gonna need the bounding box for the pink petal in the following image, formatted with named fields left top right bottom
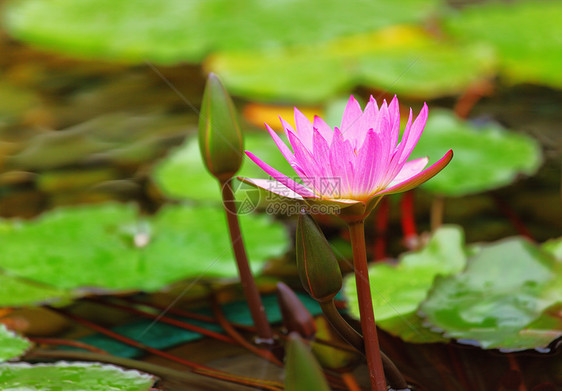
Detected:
left=245, top=151, right=316, bottom=197
left=329, top=127, right=356, bottom=195
left=312, top=129, right=333, bottom=178
left=352, top=129, right=379, bottom=195
left=313, top=115, right=333, bottom=144
left=340, top=96, right=363, bottom=137
left=265, top=124, right=297, bottom=167
left=375, top=149, right=453, bottom=197
left=294, top=108, right=314, bottom=151
left=386, top=156, right=429, bottom=187
left=398, top=103, right=428, bottom=166
left=237, top=177, right=306, bottom=200
left=388, top=96, right=400, bottom=147
left=287, top=131, right=323, bottom=180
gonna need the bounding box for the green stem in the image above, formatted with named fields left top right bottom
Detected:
left=320, top=300, right=408, bottom=390
left=220, top=178, right=274, bottom=343
left=348, top=220, right=387, bottom=391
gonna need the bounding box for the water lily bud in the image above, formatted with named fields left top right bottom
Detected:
left=296, top=213, right=342, bottom=303
left=198, top=73, right=243, bottom=181
left=285, top=332, right=330, bottom=391
left=276, top=282, right=316, bottom=339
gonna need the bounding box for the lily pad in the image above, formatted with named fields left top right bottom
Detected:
left=4, top=0, right=442, bottom=64
left=0, top=324, right=31, bottom=362
left=154, top=132, right=292, bottom=202
left=411, top=110, right=542, bottom=196
left=420, top=237, right=562, bottom=351
left=208, top=27, right=495, bottom=102
left=0, top=274, right=71, bottom=307
left=444, top=0, right=562, bottom=88
left=344, top=226, right=468, bottom=343
left=0, top=203, right=289, bottom=299
left=542, top=237, right=562, bottom=261
left=0, top=362, right=155, bottom=390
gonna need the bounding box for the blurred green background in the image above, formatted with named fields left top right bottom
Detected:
left=0, top=0, right=559, bottom=239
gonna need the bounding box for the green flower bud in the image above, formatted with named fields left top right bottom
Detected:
left=198, top=73, right=243, bottom=181
left=296, top=213, right=342, bottom=303
left=285, top=332, right=330, bottom=391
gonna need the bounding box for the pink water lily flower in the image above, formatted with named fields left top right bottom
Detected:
left=240, top=95, right=452, bottom=217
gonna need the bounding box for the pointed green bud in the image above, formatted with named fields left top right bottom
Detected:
left=285, top=332, right=330, bottom=391
left=198, top=73, right=243, bottom=181
left=296, top=213, right=342, bottom=303
left=276, top=282, right=316, bottom=339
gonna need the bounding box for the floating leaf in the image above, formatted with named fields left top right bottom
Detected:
left=344, top=226, right=468, bottom=343
left=208, top=27, right=495, bottom=102
left=154, top=133, right=292, bottom=202
left=542, top=237, right=562, bottom=261
left=0, top=203, right=289, bottom=299
left=420, top=237, right=562, bottom=351
left=444, top=0, right=562, bottom=88
left=0, top=362, right=155, bottom=390
left=0, top=274, right=71, bottom=307
left=411, top=110, right=542, bottom=196
left=4, top=0, right=442, bottom=64
left=0, top=325, right=31, bottom=362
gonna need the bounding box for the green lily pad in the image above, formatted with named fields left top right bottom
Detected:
left=542, top=237, right=562, bottom=261
left=0, top=274, right=71, bottom=307
left=154, top=132, right=292, bottom=202
left=420, top=237, right=562, bottom=351
left=3, top=0, right=442, bottom=64
left=444, top=0, right=562, bottom=88
left=0, top=362, right=155, bottom=390
left=411, top=110, right=542, bottom=196
left=0, top=325, right=31, bottom=362
left=209, top=28, right=495, bottom=102
left=0, top=203, right=289, bottom=298
left=344, top=226, right=468, bottom=343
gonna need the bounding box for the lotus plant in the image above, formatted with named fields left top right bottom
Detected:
left=241, top=95, right=452, bottom=391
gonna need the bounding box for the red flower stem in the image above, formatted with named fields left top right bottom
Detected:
left=347, top=220, right=387, bottom=391
left=28, top=337, right=108, bottom=354
left=85, top=297, right=236, bottom=344
left=49, top=307, right=283, bottom=391
left=219, top=178, right=274, bottom=343
left=210, top=296, right=283, bottom=366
